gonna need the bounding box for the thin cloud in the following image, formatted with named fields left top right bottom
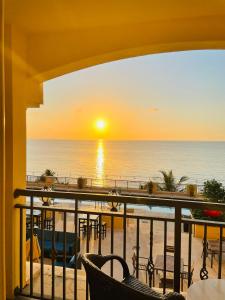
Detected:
left=149, top=107, right=159, bottom=112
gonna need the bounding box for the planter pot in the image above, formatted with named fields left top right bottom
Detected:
left=186, top=184, right=197, bottom=197
left=148, top=182, right=158, bottom=194
left=193, top=223, right=225, bottom=239
left=43, top=176, right=55, bottom=187
left=77, top=177, right=87, bottom=189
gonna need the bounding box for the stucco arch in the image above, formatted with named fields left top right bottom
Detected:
left=26, top=14, right=225, bottom=82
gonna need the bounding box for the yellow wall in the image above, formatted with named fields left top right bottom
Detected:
left=194, top=224, right=225, bottom=239
left=4, top=25, right=28, bottom=298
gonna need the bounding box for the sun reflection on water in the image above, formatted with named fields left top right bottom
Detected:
left=96, top=140, right=104, bottom=186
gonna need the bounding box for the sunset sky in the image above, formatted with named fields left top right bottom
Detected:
left=27, top=50, right=225, bottom=141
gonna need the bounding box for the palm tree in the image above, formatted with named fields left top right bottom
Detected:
left=159, top=170, right=188, bottom=192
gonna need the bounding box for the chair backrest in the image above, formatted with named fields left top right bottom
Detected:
left=81, top=253, right=149, bottom=300
left=81, top=253, right=185, bottom=300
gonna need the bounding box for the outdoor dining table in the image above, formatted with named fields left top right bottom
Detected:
left=154, top=255, right=184, bottom=288
left=208, top=239, right=225, bottom=252
left=187, top=279, right=225, bottom=300
left=207, top=239, right=225, bottom=267
left=154, top=254, right=184, bottom=273
left=78, top=214, right=99, bottom=239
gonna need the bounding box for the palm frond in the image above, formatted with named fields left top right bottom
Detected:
left=159, top=169, right=176, bottom=191
left=177, top=176, right=189, bottom=185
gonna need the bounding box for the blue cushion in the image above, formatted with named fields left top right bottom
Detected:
left=44, top=240, right=52, bottom=251
left=35, top=229, right=80, bottom=257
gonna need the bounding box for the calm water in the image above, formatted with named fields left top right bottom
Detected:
left=27, top=140, right=225, bottom=184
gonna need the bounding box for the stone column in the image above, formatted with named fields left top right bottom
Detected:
left=3, top=24, right=43, bottom=298
left=4, top=25, right=28, bottom=298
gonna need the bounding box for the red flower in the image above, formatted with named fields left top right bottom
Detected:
left=203, top=210, right=223, bottom=217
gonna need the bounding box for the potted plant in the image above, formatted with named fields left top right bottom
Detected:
left=39, top=169, right=56, bottom=187
left=193, top=179, right=225, bottom=238
left=146, top=181, right=153, bottom=194
left=77, top=177, right=87, bottom=189
left=146, top=181, right=158, bottom=194
left=187, top=184, right=197, bottom=197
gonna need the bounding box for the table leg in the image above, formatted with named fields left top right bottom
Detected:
left=94, top=220, right=97, bottom=240
left=211, top=253, right=214, bottom=268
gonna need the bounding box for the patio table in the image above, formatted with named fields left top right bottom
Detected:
left=187, top=279, right=225, bottom=300
left=207, top=239, right=225, bottom=267
left=208, top=239, right=225, bottom=252
left=154, top=255, right=184, bottom=288
left=154, top=254, right=184, bottom=273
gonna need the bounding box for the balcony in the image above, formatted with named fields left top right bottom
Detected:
left=14, top=188, right=225, bottom=299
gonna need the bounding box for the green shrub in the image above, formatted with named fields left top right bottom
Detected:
left=203, top=179, right=225, bottom=203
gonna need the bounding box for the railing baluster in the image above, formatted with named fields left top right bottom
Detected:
left=51, top=210, right=56, bottom=299
left=123, top=203, right=127, bottom=260
left=86, top=214, right=90, bottom=252
left=19, top=207, right=23, bottom=293
left=218, top=226, right=223, bottom=279
left=41, top=209, right=44, bottom=298
left=30, top=196, right=34, bottom=297
left=200, top=224, right=208, bottom=280
left=98, top=214, right=102, bottom=255
left=63, top=212, right=67, bottom=300
left=149, top=219, right=154, bottom=287
left=110, top=215, right=114, bottom=277
left=163, top=221, right=167, bottom=294
left=136, top=218, right=140, bottom=279
left=86, top=214, right=90, bottom=300
left=188, top=221, right=192, bottom=287
left=174, top=206, right=181, bottom=293
left=74, top=200, right=78, bottom=300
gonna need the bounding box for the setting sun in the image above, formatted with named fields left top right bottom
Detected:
left=95, top=119, right=107, bottom=131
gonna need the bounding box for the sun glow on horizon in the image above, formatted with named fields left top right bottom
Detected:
left=95, top=119, right=107, bottom=131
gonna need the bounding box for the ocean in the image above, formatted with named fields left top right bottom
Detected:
left=27, top=140, right=225, bottom=185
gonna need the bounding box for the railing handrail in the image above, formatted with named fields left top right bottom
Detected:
left=14, top=202, right=225, bottom=227
left=14, top=188, right=225, bottom=211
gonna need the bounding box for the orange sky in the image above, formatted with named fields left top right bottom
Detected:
left=27, top=51, right=225, bottom=141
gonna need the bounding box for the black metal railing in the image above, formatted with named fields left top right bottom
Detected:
left=14, top=188, right=225, bottom=299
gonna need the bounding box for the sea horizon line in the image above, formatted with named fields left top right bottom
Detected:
left=27, top=138, right=225, bottom=143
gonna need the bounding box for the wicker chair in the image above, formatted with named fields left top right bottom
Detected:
left=81, top=253, right=185, bottom=300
